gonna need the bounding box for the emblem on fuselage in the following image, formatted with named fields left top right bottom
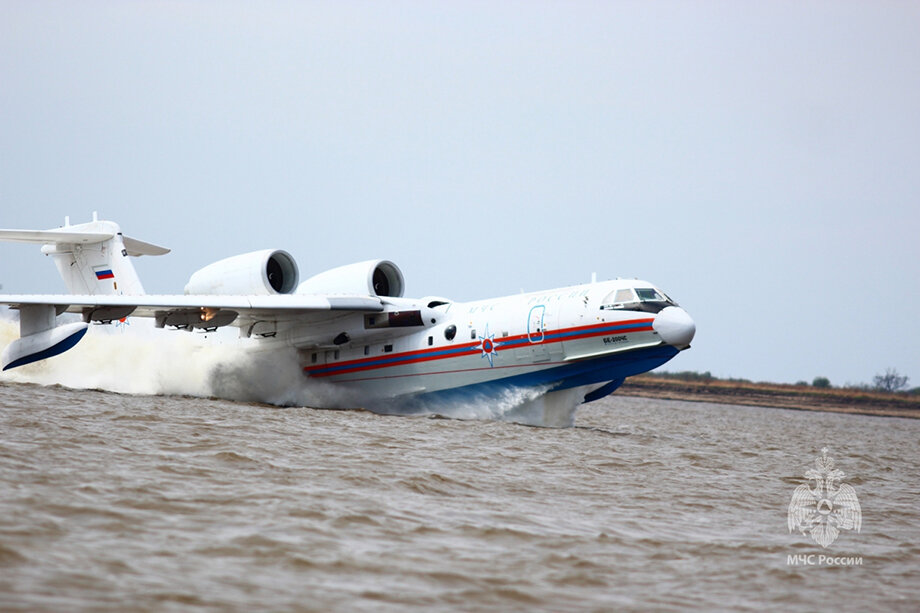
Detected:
left=478, top=324, right=501, bottom=367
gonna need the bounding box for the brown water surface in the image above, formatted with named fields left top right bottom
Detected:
left=1, top=383, right=917, bottom=611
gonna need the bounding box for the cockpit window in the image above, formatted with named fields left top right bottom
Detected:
left=601, top=286, right=675, bottom=313
left=636, top=288, right=664, bottom=302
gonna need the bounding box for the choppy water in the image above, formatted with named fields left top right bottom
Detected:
left=1, top=380, right=918, bottom=612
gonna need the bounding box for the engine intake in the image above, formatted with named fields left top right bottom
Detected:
left=297, top=260, right=404, bottom=297
left=185, top=249, right=299, bottom=295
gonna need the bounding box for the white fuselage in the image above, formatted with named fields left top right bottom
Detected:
left=266, top=279, right=693, bottom=407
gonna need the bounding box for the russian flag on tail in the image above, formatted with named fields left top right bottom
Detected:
left=94, top=267, right=115, bottom=280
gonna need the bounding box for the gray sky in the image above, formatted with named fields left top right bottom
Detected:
left=1, top=1, right=918, bottom=387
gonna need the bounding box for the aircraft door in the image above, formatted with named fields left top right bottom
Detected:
left=528, top=305, right=545, bottom=343
left=526, top=305, right=551, bottom=363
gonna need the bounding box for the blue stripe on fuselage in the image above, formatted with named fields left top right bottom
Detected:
left=306, top=319, right=654, bottom=378
left=366, top=344, right=680, bottom=410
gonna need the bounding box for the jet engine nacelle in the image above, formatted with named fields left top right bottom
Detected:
left=297, top=259, right=405, bottom=298
left=184, top=249, right=299, bottom=295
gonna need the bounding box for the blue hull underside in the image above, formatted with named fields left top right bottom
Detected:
left=393, top=344, right=680, bottom=409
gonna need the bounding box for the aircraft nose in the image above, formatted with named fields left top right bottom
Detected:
left=653, top=306, right=695, bottom=348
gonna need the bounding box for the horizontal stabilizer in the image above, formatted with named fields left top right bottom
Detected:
left=0, top=228, right=169, bottom=256
left=0, top=229, right=115, bottom=244
left=122, top=236, right=170, bottom=257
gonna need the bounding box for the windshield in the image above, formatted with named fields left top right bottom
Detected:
left=636, top=288, right=665, bottom=302
left=600, top=286, right=676, bottom=313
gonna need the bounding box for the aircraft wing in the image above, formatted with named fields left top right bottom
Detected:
left=0, top=293, right=383, bottom=330
left=0, top=293, right=382, bottom=311
left=0, top=293, right=388, bottom=370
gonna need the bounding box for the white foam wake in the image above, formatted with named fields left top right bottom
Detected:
left=0, top=318, right=582, bottom=427
left=368, top=383, right=582, bottom=427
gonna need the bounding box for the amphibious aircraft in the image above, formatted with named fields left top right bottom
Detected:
left=0, top=214, right=695, bottom=419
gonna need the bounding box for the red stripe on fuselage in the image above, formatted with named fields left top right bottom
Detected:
left=303, top=317, right=654, bottom=378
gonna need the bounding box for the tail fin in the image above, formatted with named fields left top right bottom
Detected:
left=0, top=213, right=169, bottom=295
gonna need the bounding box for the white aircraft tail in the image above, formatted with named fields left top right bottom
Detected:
left=0, top=213, right=169, bottom=295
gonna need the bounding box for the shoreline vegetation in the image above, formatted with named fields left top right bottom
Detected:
left=620, top=372, right=920, bottom=419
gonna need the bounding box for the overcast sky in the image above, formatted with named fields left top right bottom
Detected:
left=1, top=1, right=918, bottom=387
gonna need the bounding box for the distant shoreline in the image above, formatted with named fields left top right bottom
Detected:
left=619, top=375, right=920, bottom=419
